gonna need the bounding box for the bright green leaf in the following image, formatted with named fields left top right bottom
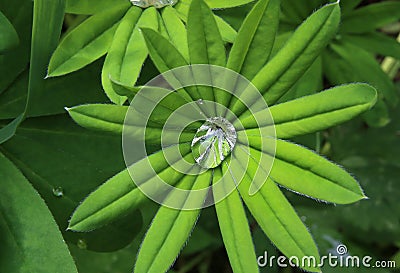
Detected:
left=135, top=171, right=211, bottom=273
left=233, top=150, right=320, bottom=272
left=213, top=167, right=259, bottom=273
left=227, top=0, right=280, bottom=80
left=48, top=5, right=129, bottom=77
left=242, top=84, right=377, bottom=138
left=246, top=138, right=366, bottom=204
left=204, top=0, right=255, bottom=9
left=102, top=7, right=158, bottom=104
left=233, top=1, right=340, bottom=118
left=161, top=6, right=189, bottom=61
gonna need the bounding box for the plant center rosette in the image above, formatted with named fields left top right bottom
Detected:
left=122, top=65, right=277, bottom=209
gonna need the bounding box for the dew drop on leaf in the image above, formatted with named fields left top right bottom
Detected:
left=191, top=117, right=237, bottom=169
left=130, top=0, right=178, bottom=8
left=197, top=99, right=204, bottom=105
left=77, top=239, right=87, bottom=249
left=52, top=187, right=64, bottom=197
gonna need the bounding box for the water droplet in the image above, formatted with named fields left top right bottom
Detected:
left=191, top=117, right=237, bottom=169
left=52, top=187, right=64, bottom=197
left=130, top=0, right=178, bottom=8
left=197, top=99, right=204, bottom=105
left=77, top=239, right=87, bottom=249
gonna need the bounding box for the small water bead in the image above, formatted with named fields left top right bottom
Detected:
left=130, top=0, right=178, bottom=8
left=197, top=99, right=204, bottom=105
left=191, top=117, right=237, bottom=169
left=52, top=187, right=64, bottom=197
left=77, top=239, right=87, bottom=249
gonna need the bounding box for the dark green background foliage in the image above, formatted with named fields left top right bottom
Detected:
left=0, top=0, right=399, bottom=272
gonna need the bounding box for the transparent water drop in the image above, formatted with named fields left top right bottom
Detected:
left=197, top=99, right=204, bottom=105
left=52, top=187, right=64, bottom=197
left=130, top=0, right=178, bottom=8
left=191, top=117, right=237, bottom=169
left=77, top=239, right=87, bottom=249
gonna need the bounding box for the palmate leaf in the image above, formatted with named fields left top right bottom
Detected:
left=135, top=170, right=212, bottom=273
left=241, top=83, right=377, bottom=138
left=232, top=1, right=341, bottom=118
left=47, top=4, right=129, bottom=77
left=213, top=167, right=259, bottom=273
left=0, top=10, right=19, bottom=53
left=0, top=152, right=78, bottom=273
left=68, top=144, right=193, bottom=231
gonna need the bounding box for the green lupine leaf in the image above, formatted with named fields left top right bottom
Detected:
left=330, top=42, right=398, bottom=106
left=135, top=171, right=211, bottom=273
left=161, top=6, right=189, bottom=61
left=344, top=32, right=400, bottom=60
left=188, top=0, right=226, bottom=115
left=141, top=27, right=209, bottom=104
left=227, top=0, right=280, bottom=80
left=102, top=7, right=159, bottom=104
left=214, top=15, right=237, bottom=43
left=233, top=1, right=340, bottom=118
left=278, top=57, right=323, bottom=103
left=188, top=0, right=226, bottom=67
left=242, top=84, right=377, bottom=138
left=67, top=104, right=128, bottom=134
left=341, top=1, right=400, bottom=34
left=141, top=27, right=188, bottom=71
left=0, top=152, right=78, bottom=273
left=68, top=144, right=193, bottom=231
left=245, top=137, right=366, bottom=204
left=213, top=167, right=259, bottom=273
left=204, top=0, right=255, bottom=9
left=68, top=91, right=201, bottom=134
left=174, top=0, right=237, bottom=43
left=48, top=5, right=129, bottom=77
left=232, top=149, right=320, bottom=272
left=0, top=10, right=19, bottom=53
left=65, top=0, right=129, bottom=15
